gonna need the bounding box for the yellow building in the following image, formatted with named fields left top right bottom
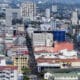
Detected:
left=12, top=54, right=29, bottom=74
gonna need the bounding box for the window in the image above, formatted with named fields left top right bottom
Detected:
left=16, top=58, right=18, bottom=60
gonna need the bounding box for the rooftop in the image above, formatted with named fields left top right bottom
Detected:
left=34, top=42, right=74, bottom=53
left=37, top=58, right=80, bottom=63
left=0, top=66, right=18, bottom=70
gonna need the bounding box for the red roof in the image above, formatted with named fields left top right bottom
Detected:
left=53, top=42, right=73, bottom=52
left=0, top=66, right=18, bottom=70
left=37, top=58, right=80, bottom=63
left=34, top=42, right=73, bottom=53
left=21, top=51, right=29, bottom=55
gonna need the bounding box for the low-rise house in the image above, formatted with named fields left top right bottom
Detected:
left=49, top=73, right=78, bottom=80
left=37, top=58, right=80, bottom=72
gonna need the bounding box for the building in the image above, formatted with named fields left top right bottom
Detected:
left=53, top=42, right=74, bottom=52
left=21, top=1, right=36, bottom=21
left=71, top=9, right=78, bottom=25
left=0, top=25, right=5, bottom=54
left=32, top=32, right=53, bottom=47
left=12, top=53, right=29, bottom=74
left=17, top=24, right=25, bottom=34
left=40, top=23, right=53, bottom=31
left=49, top=73, right=78, bottom=80
left=0, top=54, right=18, bottom=80
left=53, top=31, right=65, bottom=42
left=34, top=49, right=77, bottom=60
left=0, top=54, right=6, bottom=66
left=37, top=58, right=80, bottom=73
left=0, top=3, right=9, bottom=9
left=34, top=42, right=74, bottom=53
left=52, top=5, right=57, bottom=13
left=44, top=68, right=80, bottom=80
left=4, top=26, right=14, bottom=50
left=0, top=66, right=18, bottom=80
left=45, top=8, right=50, bottom=18
left=7, top=45, right=28, bottom=56
left=6, top=7, right=21, bottom=26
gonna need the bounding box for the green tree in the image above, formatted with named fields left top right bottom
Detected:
left=22, top=67, right=31, bottom=80
left=22, top=67, right=31, bottom=74
left=23, top=75, right=29, bottom=80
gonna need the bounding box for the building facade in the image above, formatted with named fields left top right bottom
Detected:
left=0, top=66, right=18, bottom=80
left=6, top=7, right=21, bottom=26
left=71, top=9, right=78, bottom=25
left=32, top=32, right=53, bottom=47
left=12, top=54, right=29, bottom=74
left=21, top=1, right=36, bottom=21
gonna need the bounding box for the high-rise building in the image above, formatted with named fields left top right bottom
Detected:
left=45, top=8, right=50, bottom=18
left=52, top=5, right=57, bottom=13
left=6, top=8, right=21, bottom=26
left=21, top=1, right=36, bottom=21
left=71, top=9, right=78, bottom=25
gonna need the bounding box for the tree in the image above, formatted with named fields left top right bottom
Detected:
left=23, top=75, right=29, bottom=80
left=21, top=67, right=31, bottom=80
left=21, top=67, right=31, bottom=75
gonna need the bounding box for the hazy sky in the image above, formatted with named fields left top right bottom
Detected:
left=2, top=0, right=80, bottom=4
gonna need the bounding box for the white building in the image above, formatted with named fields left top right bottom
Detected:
left=0, top=54, right=18, bottom=80
left=32, top=32, right=53, bottom=47
left=0, top=54, right=6, bottom=66
left=21, top=1, right=36, bottom=21
left=45, top=8, right=50, bottom=18
left=52, top=5, right=57, bottom=12
left=4, top=27, right=14, bottom=44
left=0, top=66, right=18, bottom=80
left=60, top=49, right=77, bottom=59
left=71, top=9, right=78, bottom=25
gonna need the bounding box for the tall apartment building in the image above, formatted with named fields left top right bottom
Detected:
left=71, top=9, right=78, bottom=25
left=45, top=8, right=50, bottom=18
left=52, top=5, right=57, bottom=13
left=21, top=1, right=36, bottom=21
